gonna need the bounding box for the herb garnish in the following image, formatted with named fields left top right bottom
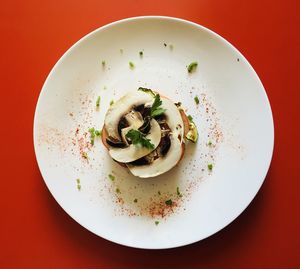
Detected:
left=89, top=128, right=101, bottom=145
left=116, top=188, right=121, bottom=194
left=102, top=60, right=105, bottom=67
left=76, top=178, right=81, bottom=191
left=96, top=96, right=101, bottom=108
left=150, top=94, right=166, bottom=118
left=194, top=96, right=200, bottom=105
left=95, top=130, right=101, bottom=137
left=208, top=164, right=213, bottom=171
left=208, top=141, right=212, bottom=146
left=139, top=51, right=143, bottom=57
left=155, top=221, right=159, bottom=225
left=110, top=100, right=114, bottom=106
left=108, top=174, right=115, bottom=181
left=138, top=87, right=155, bottom=97
left=129, top=61, right=135, bottom=69
left=176, top=187, right=183, bottom=197
left=187, top=62, right=198, bottom=73
left=165, top=199, right=173, bottom=206
left=188, top=115, right=193, bottom=122
left=89, top=128, right=96, bottom=145
left=126, top=129, right=154, bottom=149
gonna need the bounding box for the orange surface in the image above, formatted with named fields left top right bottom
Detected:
left=1, top=1, right=299, bottom=268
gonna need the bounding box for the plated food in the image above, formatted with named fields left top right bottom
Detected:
left=34, top=16, right=274, bottom=249
left=101, top=88, right=198, bottom=178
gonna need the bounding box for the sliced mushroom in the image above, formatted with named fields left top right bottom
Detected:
left=104, top=91, right=153, bottom=140
left=127, top=97, right=184, bottom=178
left=108, top=119, right=161, bottom=163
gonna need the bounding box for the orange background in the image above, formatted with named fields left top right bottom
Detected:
left=1, top=1, right=299, bottom=268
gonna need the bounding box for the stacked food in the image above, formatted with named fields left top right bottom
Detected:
left=101, top=88, right=197, bottom=178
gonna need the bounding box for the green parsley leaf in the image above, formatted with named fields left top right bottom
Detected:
left=110, top=100, right=114, bottom=106
left=139, top=51, right=143, bottom=57
left=116, top=188, right=121, bottom=194
left=95, top=130, right=101, bottom=136
left=188, top=115, right=193, bottom=122
left=125, top=129, right=154, bottom=149
left=165, top=199, right=173, bottom=206
left=208, top=141, right=212, bottom=146
left=129, top=61, right=135, bottom=69
left=155, top=221, right=159, bottom=225
left=151, top=94, right=166, bottom=118
left=138, top=87, right=156, bottom=97
left=108, top=174, right=115, bottom=181
left=176, top=187, right=183, bottom=197
left=96, top=96, right=101, bottom=108
left=187, top=62, right=198, bottom=73
left=88, top=127, right=96, bottom=145
left=102, top=60, right=105, bottom=66
left=208, top=164, right=213, bottom=171
left=194, top=96, right=200, bottom=105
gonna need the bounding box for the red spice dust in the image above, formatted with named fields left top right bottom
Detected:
left=74, top=127, right=92, bottom=161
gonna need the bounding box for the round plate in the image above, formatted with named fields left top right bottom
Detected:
left=34, top=16, right=274, bottom=249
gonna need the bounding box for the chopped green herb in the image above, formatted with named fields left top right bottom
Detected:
left=138, top=87, right=155, bottom=97
left=158, top=191, right=161, bottom=195
left=116, top=188, right=121, bottom=194
left=95, top=130, right=101, bottom=136
left=176, top=187, right=183, bottom=197
left=187, top=61, right=198, bottom=73
left=96, top=96, right=101, bottom=108
left=88, top=127, right=96, bottom=145
left=108, top=174, right=115, bottom=181
left=126, top=129, right=154, bottom=149
left=129, top=61, right=135, bottom=69
left=82, top=152, right=88, bottom=159
left=155, top=221, right=159, bottom=225
left=208, top=164, right=213, bottom=171
left=76, top=178, right=81, bottom=190
left=139, top=51, right=143, bottom=57
left=194, top=96, right=200, bottom=105
left=188, top=115, right=193, bottom=122
left=134, top=198, right=138, bottom=203
left=102, top=60, right=105, bottom=66
left=208, top=141, right=212, bottom=146
left=165, top=199, right=173, bottom=206
left=110, top=100, right=114, bottom=106
left=163, top=43, right=167, bottom=47
left=150, top=94, right=166, bottom=118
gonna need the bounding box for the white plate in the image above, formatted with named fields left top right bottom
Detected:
left=34, top=16, right=274, bottom=249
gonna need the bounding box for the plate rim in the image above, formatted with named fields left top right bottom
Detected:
left=33, top=15, right=275, bottom=249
